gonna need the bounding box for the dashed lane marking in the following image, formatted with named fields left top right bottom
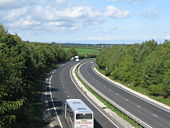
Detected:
left=152, top=114, right=158, bottom=118
left=137, top=105, right=142, bottom=109
left=125, top=99, right=129, bottom=101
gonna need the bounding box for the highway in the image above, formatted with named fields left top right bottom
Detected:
left=49, top=61, right=119, bottom=128
left=79, top=60, right=170, bottom=128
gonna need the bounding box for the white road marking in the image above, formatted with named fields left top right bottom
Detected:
left=116, top=93, right=119, bottom=95
left=152, top=114, right=158, bottom=118
left=137, top=105, right=141, bottom=109
left=125, top=99, right=129, bottom=101
left=49, top=70, right=63, bottom=128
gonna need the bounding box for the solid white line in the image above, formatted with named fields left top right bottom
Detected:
left=49, top=70, right=63, bottom=128
left=70, top=65, right=119, bottom=128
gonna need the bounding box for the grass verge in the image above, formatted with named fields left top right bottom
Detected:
left=98, top=68, right=170, bottom=106
left=64, top=47, right=100, bottom=55
left=75, top=67, right=143, bottom=128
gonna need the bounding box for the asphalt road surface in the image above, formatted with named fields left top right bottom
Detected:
left=79, top=60, right=170, bottom=128
left=50, top=61, right=119, bottom=128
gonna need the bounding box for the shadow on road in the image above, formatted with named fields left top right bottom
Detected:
left=46, top=86, right=59, bottom=92
left=94, top=119, right=103, bottom=128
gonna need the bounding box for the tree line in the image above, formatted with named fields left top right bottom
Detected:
left=0, top=24, right=77, bottom=127
left=97, top=40, right=170, bottom=98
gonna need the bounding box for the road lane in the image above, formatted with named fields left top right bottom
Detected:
left=79, top=61, right=170, bottom=128
left=50, top=61, right=118, bottom=128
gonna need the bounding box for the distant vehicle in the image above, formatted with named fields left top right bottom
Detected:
left=75, top=56, right=79, bottom=59
left=70, top=56, right=80, bottom=61
left=75, top=58, right=79, bottom=61
left=75, top=56, right=80, bottom=61
left=65, top=99, right=94, bottom=128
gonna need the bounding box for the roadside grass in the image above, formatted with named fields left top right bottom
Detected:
left=76, top=48, right=100, bottom=55
left=98, top=68, right=170, bottom=106
left=64, top=47, right=100, bottom=55
left=75, top=67, right=142, bottom=128
left=129, top=85, right=170, bottom=106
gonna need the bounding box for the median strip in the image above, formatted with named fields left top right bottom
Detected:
left=72, top=62, right=146, bottom=128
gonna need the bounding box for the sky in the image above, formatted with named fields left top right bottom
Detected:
left=0, top=0, right=170, bottom=44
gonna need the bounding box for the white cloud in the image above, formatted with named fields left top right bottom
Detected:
left=110, top=0, right=146, bottom=2
left=105, top=6, right=130, bottom=18
left=33, top=6, right=100, bottom=21
left=0, top=0, right=32, bottom=9
left=55, top=0, right=70, bottom=4
left=143, top=7, right=159, bottom=18
left=36, top=5, right=129, bottom=21
left=4, top=7, right=29, bottom=20
left=0, top=0, right=130, bottom=32
left=111, top=0, right=135, bottom=2
left=47, top=22, right=65, bottom=26
left=165, top=36, right=170, bottom=39
left=10, top=16, right=40, bottom=29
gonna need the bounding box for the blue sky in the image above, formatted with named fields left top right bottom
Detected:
left=0, top=0, right=170, bottom=44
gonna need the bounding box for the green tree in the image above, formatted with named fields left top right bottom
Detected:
left=96, top=40, right=170, bottom=98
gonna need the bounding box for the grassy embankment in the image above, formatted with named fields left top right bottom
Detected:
left=98, top=69, right=170, bottom=106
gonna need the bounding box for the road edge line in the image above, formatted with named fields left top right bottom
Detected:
left=49, top=70, right=63, bottom=128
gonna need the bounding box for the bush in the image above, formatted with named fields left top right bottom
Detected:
left=149, top=84, right=165, bottom=96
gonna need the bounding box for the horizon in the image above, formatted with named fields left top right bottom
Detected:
left=55, top=39, right=166, bottom=44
